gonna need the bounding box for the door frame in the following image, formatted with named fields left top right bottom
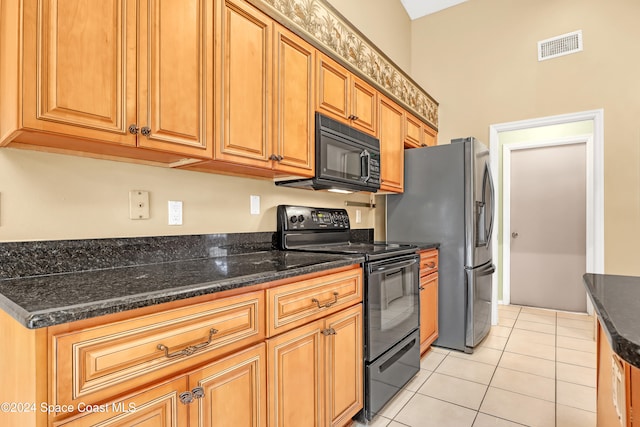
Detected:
left=489, top=109, right=604, bottom=318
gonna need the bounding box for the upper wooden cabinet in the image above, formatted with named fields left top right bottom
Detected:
left=378, top=95, right=404, bottom=193
left=5, top=0, right=213, bottom=162
left=272, top=25, right=315, bottom=176
left=316, top=53, right=377, bottom=136
left=423, top=124, right=438, bottom=147
left=214, top=0, right=272, bottom=167
left=404, top=112, right=438, bottom=149
left=1, top=0, right=435, bottom=186
left=191, top=1, right=314, bottom=178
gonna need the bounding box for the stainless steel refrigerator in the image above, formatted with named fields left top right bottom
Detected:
left=386, top=137, right=495, bottom=353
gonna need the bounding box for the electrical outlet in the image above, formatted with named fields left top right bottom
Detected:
left=250, top=195, right=260, bottom=215
left=129, top=190, right=150, bottom=220
left=168, top=200, right=183, bottom=225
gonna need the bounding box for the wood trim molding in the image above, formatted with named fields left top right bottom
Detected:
left=249, top=0, right=439, bottom=129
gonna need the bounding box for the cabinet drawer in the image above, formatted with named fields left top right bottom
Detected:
left=51, top=291, right=264, bottom=408
left=419, top=249, right=438, bottom=275
left=267, top=266, right=362, bottom=336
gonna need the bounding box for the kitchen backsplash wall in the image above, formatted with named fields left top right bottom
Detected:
left=0, top=148, right=376, bottom=242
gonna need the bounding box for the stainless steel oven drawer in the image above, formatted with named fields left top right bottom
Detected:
left=364, top=329, right=420, bottom=420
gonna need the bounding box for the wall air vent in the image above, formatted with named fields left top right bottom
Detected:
left=538, top=30, right=583, bottom=61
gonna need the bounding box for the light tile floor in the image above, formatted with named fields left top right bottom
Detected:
left=354, top=304, right=596, bottom=427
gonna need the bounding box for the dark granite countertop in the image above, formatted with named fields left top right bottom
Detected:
left=583, top=273, right=640, bottom=369
left=0, top=250, right=364, bottom=329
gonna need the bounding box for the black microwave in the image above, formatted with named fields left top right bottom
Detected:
left=276, top=113, right=381, bottom=193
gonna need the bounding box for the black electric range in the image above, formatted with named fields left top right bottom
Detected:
left=276, top=205, right=416, bottom=259
left=277, top=205, right=421, bottom=421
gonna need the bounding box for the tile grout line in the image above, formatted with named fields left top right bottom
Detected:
left=471, top=305, right=521, bottom=426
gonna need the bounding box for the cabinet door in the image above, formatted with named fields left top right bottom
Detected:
left=22, top=0, right=137, bottom=145
left=316, top=54, right=350, bottom=123
left=420, top=273, right=439, bottom=353
left=273, top=25, right=314, bottom=177
left=631, top=365, right=640, bottom=426
left=350, top=75, right=377, bottom=135
left=324, top=304, right=363, bottom=427
left=215, top=0, right=272, bottom=167
left=423, top=125, right=438, bottom=147
left=404, top=113, right=423, bottom=149
left=597, top=320, right=627, bottom=427
left=189, top=343, right=267, bottom=427
left=137, top=0, right=212, bottom=158
left=378, top=96, right=404, bottom=192
left=268, top=320, right=324, bottom=427
left=55, top=377, right=189, bottom=426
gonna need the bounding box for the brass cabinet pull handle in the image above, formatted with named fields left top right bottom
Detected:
left=140, top=126, right=151, bottom=137
left=321, top=327, right=337, bottom=336
left=157, top=328, right=219, bottom=359
left=419, top=286, right=425, bottom=291
left=311, top=292, right=339, bottom=309
left=128, top=124, right=140, bottom=134
left=425, top=262, right=436, bottom=268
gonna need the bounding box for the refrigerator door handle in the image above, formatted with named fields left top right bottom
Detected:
left=483, top=163, right=495, bottom=247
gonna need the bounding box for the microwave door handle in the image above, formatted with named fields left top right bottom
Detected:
left=360, top=150, right=371, bottom=182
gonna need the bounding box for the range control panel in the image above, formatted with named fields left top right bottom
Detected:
left=277, top=205, right=350, bottom=231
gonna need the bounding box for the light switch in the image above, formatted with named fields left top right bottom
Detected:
left=355, top=209, right=362, bottom=224
left=129, top=190, right=150, bottom=220
left=250, top=195, right=260, bottom=215
left=168, top=200, right=183, bottom=225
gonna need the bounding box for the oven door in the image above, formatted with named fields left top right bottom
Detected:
left=366, top=254, right=420, bottom=361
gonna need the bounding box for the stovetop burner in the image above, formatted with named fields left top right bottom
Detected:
left=277, top=205, right=417, bottom=261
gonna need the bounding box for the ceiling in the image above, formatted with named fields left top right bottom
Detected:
left=400, top=0, right=468, bottom=20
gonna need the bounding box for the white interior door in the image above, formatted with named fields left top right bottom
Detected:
left=509, top=143, right=587, bottom=312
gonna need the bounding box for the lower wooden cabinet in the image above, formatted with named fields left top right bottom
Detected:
left=596, top=319, right=640, bottom=427
left=54, top=377, right=190, bottom=427
left=419, top=249, right=439, bottom=354
left=189, top=343, right=267, bottom=427
left=419, top=272, right=438, bottom=353
left=267, top=304, right=363, bottom=427
left=0, top=265, right=363, bottom=427
left=56, top=343, right=266, bottom=427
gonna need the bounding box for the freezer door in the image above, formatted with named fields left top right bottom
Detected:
left=465, top=261, right=495, bottom=348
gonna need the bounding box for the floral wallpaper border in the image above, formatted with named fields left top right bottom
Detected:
left=257, top=0, right=438, bottom=128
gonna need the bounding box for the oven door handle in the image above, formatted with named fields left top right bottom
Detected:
left=370, top=258, right=418, bottom=273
